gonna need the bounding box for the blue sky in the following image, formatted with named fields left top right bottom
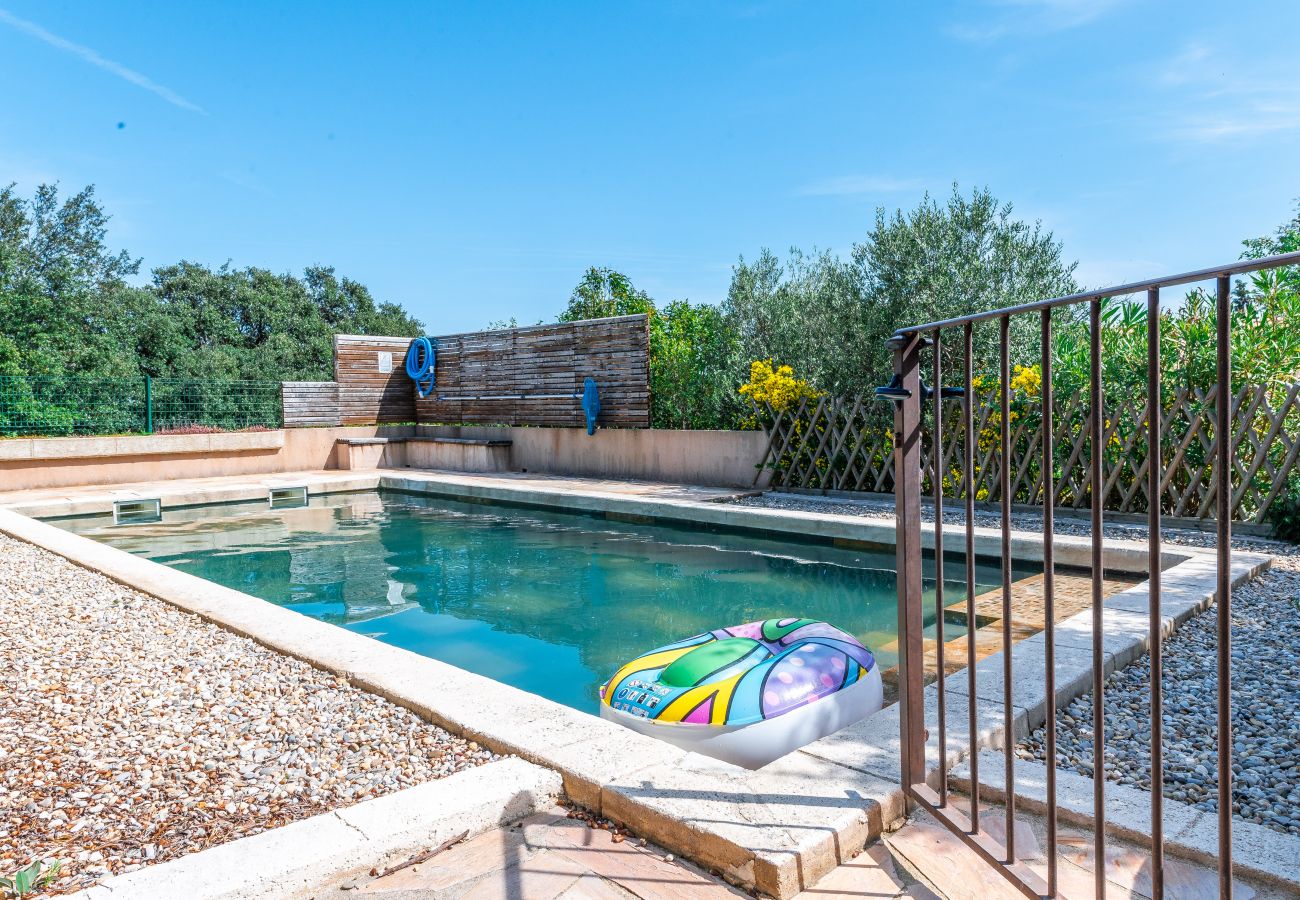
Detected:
left=2, top=1, right=1297, bottom=332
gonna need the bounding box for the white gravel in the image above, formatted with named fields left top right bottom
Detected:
left=734, top=491, right=1300, bottom=838
left=0, top=534, right=496, bottom=895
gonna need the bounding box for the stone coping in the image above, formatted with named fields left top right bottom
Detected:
left=65, top=757, right=561, bottom=900
left=0, top=430, right=284, bottom=461
left=0, top=468, right=1271, bottom=898
left=951, top=751, right=1300, bottom=893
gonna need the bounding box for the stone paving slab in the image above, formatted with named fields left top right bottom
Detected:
left=347, top=808, right=746, bottom=900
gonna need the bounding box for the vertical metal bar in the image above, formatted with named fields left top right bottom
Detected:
left=1147, top=286, right=1165, bottom=899
left=1215, top=274, right=1233, bottom=899
left=934, top=331, right=948, bottom=806
left=964, top=322, right=979, bottom=833
left=145, top=375, right=154, bottom=434
left=894, top=333, right=927, bottom=794
left=1041, top=308, right=1058, bottom=896
left=1090, top=298, right=1107, bottom=900
left=999, top=316, right=1015, bottom=862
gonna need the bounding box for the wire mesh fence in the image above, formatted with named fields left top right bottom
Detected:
left=0, top=376, right=283, bottom=438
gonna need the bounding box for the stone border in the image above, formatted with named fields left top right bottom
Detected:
left=64, top=757, right=561, bottom=900
left=950, top=752, right=1300, bottom=893
left=0, top=469, right=1271, bottom=899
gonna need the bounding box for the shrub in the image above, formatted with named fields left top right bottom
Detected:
left=1266, top=476, right=1300, bottom=542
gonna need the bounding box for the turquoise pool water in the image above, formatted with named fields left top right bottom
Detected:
left=57, top=491, right=1034, bottom=713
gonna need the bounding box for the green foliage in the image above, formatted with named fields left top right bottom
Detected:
left=145, top=262, right=422, bottom=381
left=1, top=859, right=62, bottom=898
left=543, top=187, right=1078, bottom=430
left=650, top=300, right=740, bottom=429
left=0, top=182, right=423, bottom=383
left=726, top=185, right=1079, bottom=395
left=1266, top=476, right=1300, bottom=542
left=724, top=248, right=867, bottom=394
left=558, top=267, right=656, bottom=322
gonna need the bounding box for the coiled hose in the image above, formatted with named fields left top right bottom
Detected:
left=405, top=337, right=436, bottom=399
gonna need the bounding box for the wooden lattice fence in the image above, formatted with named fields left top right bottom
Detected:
left=754, top=382, right=1300, bottom=524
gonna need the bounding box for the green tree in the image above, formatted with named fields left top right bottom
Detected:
left=724, top=185, right=1079, bottom=396
left=723, top=248, right=865, bottom=394
left=559, top=267, right=656, bottom=321
left=852, top=184, right=1078, bottom=381
left=650, top=300, right=740, bottom=429
left=0, top=182, right=423, bottom=383
left=0, top=182, right=152, bottom=376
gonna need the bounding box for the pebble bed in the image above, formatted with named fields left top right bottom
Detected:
left=0, top=534, right=497, bottom=895
left=733, top=492, right=1300, bottom=837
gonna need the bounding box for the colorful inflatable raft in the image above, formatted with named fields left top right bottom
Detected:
left=599, top=618, right=883, bottom=769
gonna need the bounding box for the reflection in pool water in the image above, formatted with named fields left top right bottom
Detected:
left=57, top=491, right=1036, bottom=713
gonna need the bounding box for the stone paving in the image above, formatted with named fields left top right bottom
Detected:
left=323, top=797, right=1286, bottom=900
left=322, top=804, right=949, bottom=900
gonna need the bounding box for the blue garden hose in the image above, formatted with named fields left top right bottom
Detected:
left=405, top=337, right=436, bottom=399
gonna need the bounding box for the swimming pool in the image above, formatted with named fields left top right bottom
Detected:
left=56, top=490, right=1035, bottom=713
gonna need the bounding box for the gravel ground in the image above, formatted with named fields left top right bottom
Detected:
left=0, top=534, right=497, bottom=895
left=733, top=491, right=1300, bottom=838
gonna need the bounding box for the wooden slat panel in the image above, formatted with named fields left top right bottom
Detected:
left=414, top=315, right=650, bottom=428
left=331, top=334, right=417, bottom=425
left=282, top=381, right=340, bottom=426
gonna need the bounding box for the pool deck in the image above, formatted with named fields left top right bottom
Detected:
left=0, top=468, right=1273, bottom=898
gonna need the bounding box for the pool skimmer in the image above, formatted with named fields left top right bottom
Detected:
left=268, top=485, right=309, bottom=509
left=113, top=498, right=162, bottom=525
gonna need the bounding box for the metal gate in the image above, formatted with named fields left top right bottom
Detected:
left=885, top=250, right=1300, bottom=899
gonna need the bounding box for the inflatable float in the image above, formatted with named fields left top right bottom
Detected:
left=599, top=618, right=883, bottom=769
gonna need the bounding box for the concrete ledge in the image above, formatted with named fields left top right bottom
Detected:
left=951, top=752, right=1300, bottom=894
left=403, top=441, right=511, bottom=474
left=0, top=430, right=284, bottom=462
left=65, top=757, right=561, bottom=900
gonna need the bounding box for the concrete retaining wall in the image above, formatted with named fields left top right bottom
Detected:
left=0, top=426, right=769, bottom=490
left=417, top=425, right=771, bottom=488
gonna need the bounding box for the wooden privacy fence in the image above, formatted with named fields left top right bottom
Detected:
left=756, top=381, right=1300, bottom=524
left=281, top=316, right=651, bottom=429
left=415, top=316, right=650, bottom=428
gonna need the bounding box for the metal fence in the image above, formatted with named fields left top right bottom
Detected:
left=0, top=375, right=283, bottom=437
left=885, top=249, right=1300, bottom=899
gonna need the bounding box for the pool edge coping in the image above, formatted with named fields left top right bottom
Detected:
left=0, top=469, right=1272, bottom=899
